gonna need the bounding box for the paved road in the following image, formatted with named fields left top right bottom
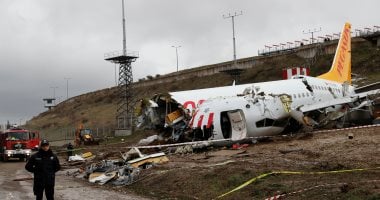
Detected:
left=0, top=160, right=34, bottom=200
left=0, top=159, right=149, bottom=200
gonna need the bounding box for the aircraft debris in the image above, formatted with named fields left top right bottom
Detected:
left=64, top=148, right=170, bottom=187
left=82, top=152, right=93, bottom=158
left=127, top=152, right=169, bottom=168
left=137, top=135, right=162, bottom=146
left=68, top=155, right=85, bottom=162
left=231, top=143, right=249, bottom=150
left=89, top=171, right=118, bottom=185
left=174, top=145, right=194, bottom=154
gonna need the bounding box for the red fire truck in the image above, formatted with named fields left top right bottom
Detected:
left=0, top=128, right=40, bottom=161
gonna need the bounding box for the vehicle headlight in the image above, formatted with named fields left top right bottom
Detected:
left=6, top=150, right=12, bottom=157
left=25, top=150, right=31, bottom=155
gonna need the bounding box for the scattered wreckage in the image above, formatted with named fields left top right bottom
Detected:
left=136, top=86, right=380, bottom=143
left=66, top=147, right=169, bottom=186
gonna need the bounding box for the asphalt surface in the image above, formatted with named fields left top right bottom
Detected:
left=0, top=160, right=34, bottom=200
left=0, top=159, right=149, bottom=200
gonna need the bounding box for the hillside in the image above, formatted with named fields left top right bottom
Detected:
left=25, top=39, right=380, bottom=140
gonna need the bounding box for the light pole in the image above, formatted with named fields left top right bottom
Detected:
left=50, top=86, right=59, bottom=105
left=64, top=78, right=71, bottom=100
left=303, top=27, right=322, bottom=44
left=50, top=86, right=58, bottom=99
left=223, top=11, right=243, bottom=67
left=171, top=45, right=181, bottom=72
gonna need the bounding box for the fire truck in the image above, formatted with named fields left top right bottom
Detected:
left=0, top=128, right=40, bottom=161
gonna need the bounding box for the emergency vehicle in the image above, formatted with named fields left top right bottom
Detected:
left=0, top=128, right=40, bottom=161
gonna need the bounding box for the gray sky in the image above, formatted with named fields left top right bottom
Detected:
left=0, top=0, right=379, bottom=125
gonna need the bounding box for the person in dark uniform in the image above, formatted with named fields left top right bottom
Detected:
left=25, top=139, right=61, bottom=200
left=66, top=142, right=74, bottom=160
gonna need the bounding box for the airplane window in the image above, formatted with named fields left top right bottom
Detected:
left=293, top=94, right=297, bottom=99
left=298, top=94, right=301, bottom=98
left=306, top=93, right=309, bottom=97
left=302, top=93, right=305, bottom=98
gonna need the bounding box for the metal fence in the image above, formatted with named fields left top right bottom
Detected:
left=41, top=126, right=116, bottom=143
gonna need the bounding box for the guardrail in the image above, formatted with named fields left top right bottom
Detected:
left=104, top=50, right=139, bottom=59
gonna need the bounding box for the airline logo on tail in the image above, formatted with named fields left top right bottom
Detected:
left=318, top=22, right=351, bottom=84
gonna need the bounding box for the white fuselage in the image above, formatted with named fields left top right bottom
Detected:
left=172, top=76, right=355, bottom=140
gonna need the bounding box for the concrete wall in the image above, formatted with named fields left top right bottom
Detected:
left=133, top=37, right=369, bottom=89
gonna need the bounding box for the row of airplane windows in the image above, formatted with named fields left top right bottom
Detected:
left=293, top=85, right=341, bottom=99
left=311, top=85, right=341, bottom=93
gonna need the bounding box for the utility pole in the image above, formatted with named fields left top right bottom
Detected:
left=50, top=86, right=58, bottom=105
left=223, top=11, right=243, bottom=67
left=122, top=0, right=127, bottom=55
left=171, top=45, right=181, bottom=72
left=114, top=63, right=118, bottom=86
left=303, top=27, right=322, bottom=44
left=64, top=78, right=71, bottom=100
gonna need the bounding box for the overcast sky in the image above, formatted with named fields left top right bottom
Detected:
left=0, top=0, right=379, bottom=125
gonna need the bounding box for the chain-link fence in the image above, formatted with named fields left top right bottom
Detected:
left=41, top=126, right=116, bottom=144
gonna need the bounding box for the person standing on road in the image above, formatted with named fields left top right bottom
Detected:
left=25, top=139, right=61, bottom=200
left=66, top=142, right=74, bottom=160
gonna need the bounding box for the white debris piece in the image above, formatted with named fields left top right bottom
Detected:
left=68, top=154, right=85, bottom=161
left=137, top=135, right=160, bottom=146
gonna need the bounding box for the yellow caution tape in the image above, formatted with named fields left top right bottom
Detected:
left=216, top=167, right=380, bottom=199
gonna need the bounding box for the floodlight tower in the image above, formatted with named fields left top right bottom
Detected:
left=222, top=11, right=245, bottom=84
left=105, top=0, right=138, bottom=135
left=223, top=11, right=243, bottom=67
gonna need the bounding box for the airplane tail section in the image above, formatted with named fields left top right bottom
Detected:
left=318, top=22, right=351, bottom=84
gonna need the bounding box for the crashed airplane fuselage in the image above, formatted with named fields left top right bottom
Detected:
left=191, top=76, right=357, bottom=140
left=138, top=22, right=379, bottom=141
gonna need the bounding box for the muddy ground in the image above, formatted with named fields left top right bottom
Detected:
left=0, top=161, right=149, bottom=200
left=68, top=126, right=380, bottom=200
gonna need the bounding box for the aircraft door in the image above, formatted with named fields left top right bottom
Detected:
left=227, top=110, right=247, bottom=140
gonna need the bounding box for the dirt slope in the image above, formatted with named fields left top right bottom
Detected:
left=126, top=127, right=380, bottom=199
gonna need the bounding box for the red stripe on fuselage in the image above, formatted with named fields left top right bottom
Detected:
left=197, top=115, right=204, bottom=128
left=206, top=113, right=214, bottom=128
